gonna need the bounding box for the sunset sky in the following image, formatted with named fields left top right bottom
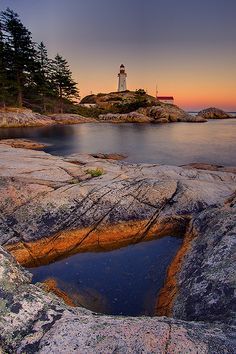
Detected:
left=1, top=0, right=236, bottom=111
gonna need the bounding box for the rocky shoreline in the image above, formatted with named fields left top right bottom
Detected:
left=0, top=144, right=235, bottom=352
left=0, top=101, right=234, bottom=128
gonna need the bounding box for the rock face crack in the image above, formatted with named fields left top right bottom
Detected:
left=0, top=146, right=235, bottom=352
left=164, top=323, right=172, bottom=354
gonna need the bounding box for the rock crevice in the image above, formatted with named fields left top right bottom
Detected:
left=0, top=145, right=235, bottom=352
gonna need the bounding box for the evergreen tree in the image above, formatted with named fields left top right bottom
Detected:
left=0, top=20, right=8, bottom=107
left=34, top=42, right=53, bottom=112
left=52, top=54, right=79, bottom=113
left=0, top=8, right=79, bottom=112
left=0, top=8, right=37, bottom=107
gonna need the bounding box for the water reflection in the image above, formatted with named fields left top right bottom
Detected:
left=0, top=120, right=235, bottom=166
left=29, top=236, right=182, bottom=316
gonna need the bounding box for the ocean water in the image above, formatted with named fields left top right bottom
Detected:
left=0, top=119, right=236, bottom=166
left=2, top=119, right=235, bottom=316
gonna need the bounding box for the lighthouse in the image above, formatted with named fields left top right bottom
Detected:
left=118, top=64, right=127, bottom=92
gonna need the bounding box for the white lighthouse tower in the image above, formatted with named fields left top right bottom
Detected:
left=118, top=64, right=127, bottom=92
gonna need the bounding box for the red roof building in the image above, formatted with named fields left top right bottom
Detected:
left=157, top=96, right=174, bottom=104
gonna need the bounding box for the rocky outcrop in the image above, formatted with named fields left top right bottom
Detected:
left=98, top=105, right=206, bottom=123
left=0, top=138, right=49, bottom=150
left=182, top=163, right=236, bottom=174
left=0, top=109, right=97, bottom=128
left=98, top=111, right=151, bottom=123
left=143, top=105, right=207, bottom=123
left=80, top=91, right=158, bottom=110
left=172, top=203, right=235, bottom=324
left=156, top=201, right=236, bottom=324
left=0, top=246, right=235, bottom=353
left=90, top=153, right=127, bottom=160
left=0, top=145, right=235, bottom=352
left=81, top=92, right=207, bottom=123
left=1, top=145, right=235, bottom=266
left=197, top=107, right=232, bottom=119
left=49, top=113, right=97, bottom=124
left=0, top=107, right=53, bottom=128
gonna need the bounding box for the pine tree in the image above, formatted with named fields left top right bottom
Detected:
left=0, top=8, right=36, bottom=107
left=52, top=54, right=79, bottom=113
left=0, top=19, right=8, bottom=107
left=34, top=42, right=53, bottom=112
left=0, top=8, right=80, bottom=112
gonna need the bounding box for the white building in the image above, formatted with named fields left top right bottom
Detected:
left=157, top=96, right=174, bottom=104
left=118, top=64, right=127, bottom=92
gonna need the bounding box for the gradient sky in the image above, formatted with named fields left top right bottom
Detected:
left=1, top=0, right=236, bottom=110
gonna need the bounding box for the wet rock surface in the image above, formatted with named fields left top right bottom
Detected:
left=0, top=145, right=235, bottom=352
left=0, top=138, right=50, bottom=150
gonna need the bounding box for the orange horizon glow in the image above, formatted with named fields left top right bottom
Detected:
left=4, top=0, right=235, bottom=112
left=73, top=50, right=236, bottom=112
left=75, top=68, right=236, bottom=112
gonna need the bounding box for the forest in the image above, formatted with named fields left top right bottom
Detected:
left=0, top=8, right=79, bottom=113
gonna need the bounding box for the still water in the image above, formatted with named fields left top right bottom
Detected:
left=0, top=119, right=236, bottom=165
left=30, top=236, right=182, bottom=316
left=2, top=120, right=235, bottom=315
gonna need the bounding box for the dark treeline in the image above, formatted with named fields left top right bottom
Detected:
left=0, top=8, right=79, bottom=113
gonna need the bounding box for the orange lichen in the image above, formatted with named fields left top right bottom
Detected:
left=42, top=278, right=76, bottom=307
left=6, top=217, right=186, bottom=267
left=156, top=229, right=196, bottom=316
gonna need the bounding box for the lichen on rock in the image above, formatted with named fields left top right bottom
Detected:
left=0, top=145, right=235, bottom=352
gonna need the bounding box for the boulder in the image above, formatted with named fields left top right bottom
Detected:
left=145, top=105, right=207, bottom=123
left=197, top=108, right=232, bottom=119
left=0, top=107, right=54, bottom=128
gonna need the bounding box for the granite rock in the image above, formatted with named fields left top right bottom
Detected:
left=0, top=246, right=235, bottom=353
left=197, top=107, right=232, bottom=119
left=0, top=146, right=235, bottom=352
